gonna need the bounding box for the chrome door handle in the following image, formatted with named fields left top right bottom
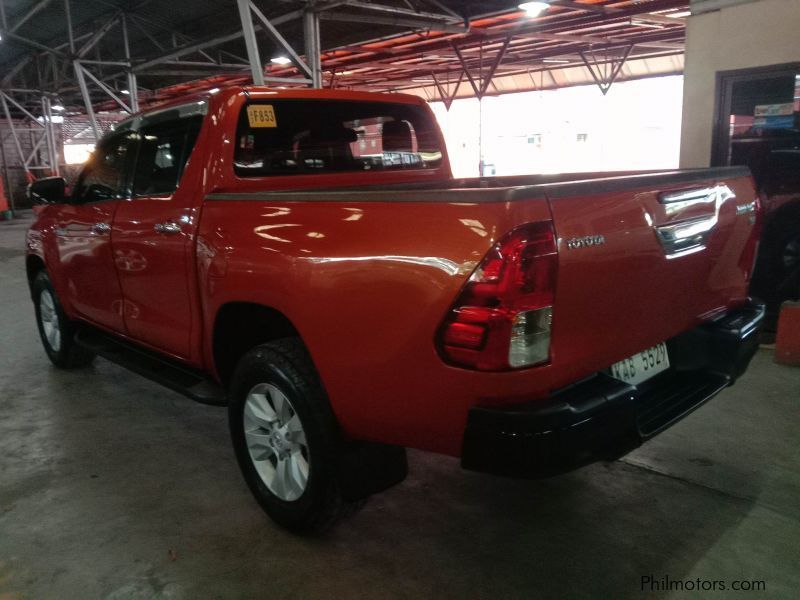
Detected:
left=91, top=222, right=111, bottom=234
left=154, top=221, right=181, bottom=234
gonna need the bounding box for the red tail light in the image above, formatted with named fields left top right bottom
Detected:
left=739, top=194, right=763, bottom=282
left=438, top=221, right=558, bottom=370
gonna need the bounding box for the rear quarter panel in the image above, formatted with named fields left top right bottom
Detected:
left=197, top=196, right=554, bottom=455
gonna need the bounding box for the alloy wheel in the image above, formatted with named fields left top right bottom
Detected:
left=244, top=382, right=309, bottom=501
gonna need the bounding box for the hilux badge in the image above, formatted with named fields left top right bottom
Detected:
left=565, top=235, right=605, bottom=250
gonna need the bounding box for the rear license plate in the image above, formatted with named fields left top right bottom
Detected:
left=609, top=343, right=670, bottom=386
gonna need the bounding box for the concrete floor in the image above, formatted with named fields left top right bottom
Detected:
left=1, top=211, right=798, bottom=600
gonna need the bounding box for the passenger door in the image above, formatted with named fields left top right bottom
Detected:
left=111, top=115, right=204, bottom=361
left=54, top=131, right=136, bottom=332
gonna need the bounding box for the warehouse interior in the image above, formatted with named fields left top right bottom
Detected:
left=1, top=0, right=799, bottom=597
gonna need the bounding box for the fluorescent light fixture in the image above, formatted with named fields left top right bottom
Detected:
left=543, top=58, right=569, bottom=64
left=519, top=2, right=550, bottom=17
left=51, top=103, right=65, bottom=112
left=630, top=18, right=664, bottom=29
left=120, top=89, right=130, bottom=95
left=271, top=56, right=292, bottom=65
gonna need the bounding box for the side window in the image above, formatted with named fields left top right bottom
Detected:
left=72, top=133, right=135, bottom=203
left=132, top=116, right=202, bottom=196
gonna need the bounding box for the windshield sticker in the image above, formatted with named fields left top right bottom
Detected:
left=247, top=105, right=277, bottom=128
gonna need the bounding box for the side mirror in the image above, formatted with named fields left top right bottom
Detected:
left=28, top=176, right=67, bottom=205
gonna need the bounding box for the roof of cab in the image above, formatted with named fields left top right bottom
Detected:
left=125, top=85, right=428, bottom=123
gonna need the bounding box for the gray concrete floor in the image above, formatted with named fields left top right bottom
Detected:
left=1, top=212, right=799, bottom=600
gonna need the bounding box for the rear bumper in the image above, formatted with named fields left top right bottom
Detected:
left=461, top=300, right=765, bottom=478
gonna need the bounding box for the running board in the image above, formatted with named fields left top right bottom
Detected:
left=75, top=327, right=227, bottom=406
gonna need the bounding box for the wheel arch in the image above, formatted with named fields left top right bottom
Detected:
left=212, top=301, right=301, bottom=387
left=25, top=254, right=46, bottom=296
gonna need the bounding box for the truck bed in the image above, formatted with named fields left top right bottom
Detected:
left=201, top=165, right=757, bottom=455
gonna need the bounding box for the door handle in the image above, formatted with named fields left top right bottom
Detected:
left=154, top=221, right=182, bottom=234
left=91, top=222, right=111, bottom=234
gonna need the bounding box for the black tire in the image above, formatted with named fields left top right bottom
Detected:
left=32, top=271, right=95, bottom=369
left=228, top=338, right=363, bottom=534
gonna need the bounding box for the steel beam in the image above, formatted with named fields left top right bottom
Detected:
left=41, top=96, right=59, bottom=175
left=249, top=1, right=312, bottom=79
left=303, top=9, right=322, bottom=88
left=0, top=92, right=45, bottom=128
left=121, top=14, right=139, bottom=113
left=0, top=28, right=66, bottom=55
left=74, top=60, right=100, bottom=140
left=77, top=12, right=120, bottom=58
left=77, top=63, right=132, bottom=112
left=579, top=44, right=634, bottom=95
left=64, top=0, right=74, bottom=53
left=11, top=0, right=51, bottom=33
left=237, top=0, right=265, bottom=85
left=319, top=11, right=465, bottom=33
left=0, top=93, right=28, bottom=172
left=339, top=0, right=467, bottom=30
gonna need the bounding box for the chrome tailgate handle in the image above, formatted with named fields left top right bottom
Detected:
left=91, top=222, right=111, bottom=234
left=154, top=221, right=181, bottom=234
left=655, top=214, right=718, bottom=257
left=655, top=184, right=735, bottom=257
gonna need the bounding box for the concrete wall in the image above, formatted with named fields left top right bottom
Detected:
left=679, top=0, right=800, bottom=167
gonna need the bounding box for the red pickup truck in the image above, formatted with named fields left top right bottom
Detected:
left=26, top=86, right=764, bottom=533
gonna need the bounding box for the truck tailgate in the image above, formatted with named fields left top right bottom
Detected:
left=544, top=167, right=758, bottom=384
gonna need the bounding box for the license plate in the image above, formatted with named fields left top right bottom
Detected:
left=609, top=343, right=670, bottom=386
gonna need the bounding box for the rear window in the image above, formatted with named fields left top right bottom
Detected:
left=233, top=100, right=443, bottom=177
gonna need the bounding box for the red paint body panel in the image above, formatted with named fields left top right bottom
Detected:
left=51, top=201, right=126, bottom=332
left=26, top=86, right=759, bottom=459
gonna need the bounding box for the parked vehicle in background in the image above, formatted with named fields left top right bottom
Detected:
left=25, top=86, right=764, bottom=533
left=745, top=147, right=800, bottom=332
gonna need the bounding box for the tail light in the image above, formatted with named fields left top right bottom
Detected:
left=437, top=221, right=558, bottom=370
left=739, top=194, right=763, bottom=282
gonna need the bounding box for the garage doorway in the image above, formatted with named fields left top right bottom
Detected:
left=711, top=62, right=800, bottom=176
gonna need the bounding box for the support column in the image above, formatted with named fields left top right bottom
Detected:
left=41, top=96, right=59, bottom=176
left=237, top=0, right=264, bottom=85
left=121, top=14, right=139, bottom=112
left=303, top=9, right=322, bottom=89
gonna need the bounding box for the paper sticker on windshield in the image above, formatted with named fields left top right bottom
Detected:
left=247, top=105, right=277, bottom=128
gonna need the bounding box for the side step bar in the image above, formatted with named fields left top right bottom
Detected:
left=75, top=327, right=227, bottom=406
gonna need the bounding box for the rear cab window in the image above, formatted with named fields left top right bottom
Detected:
left=233, top=99, right=443, bottom=177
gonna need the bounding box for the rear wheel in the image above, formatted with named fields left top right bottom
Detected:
left=32, top=271, right=95, bottom=368
left=228, top=338, right=363, bottom=534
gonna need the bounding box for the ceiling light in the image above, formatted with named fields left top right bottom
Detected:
left=543, top=58, right=569, bottom=64
left=519, top=2, right=550, bottom=17
left=51, top=103, right=65, bottom=112
left=120, top=89, right=130, bottom=95
left=630, top=18, right=665, bottom=29
left=271, top=56, right=291, bottom=65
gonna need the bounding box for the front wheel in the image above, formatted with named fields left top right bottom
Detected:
left=32, top=271, right=95, bottom=368
left=228, top=339, right=363, bottom=534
